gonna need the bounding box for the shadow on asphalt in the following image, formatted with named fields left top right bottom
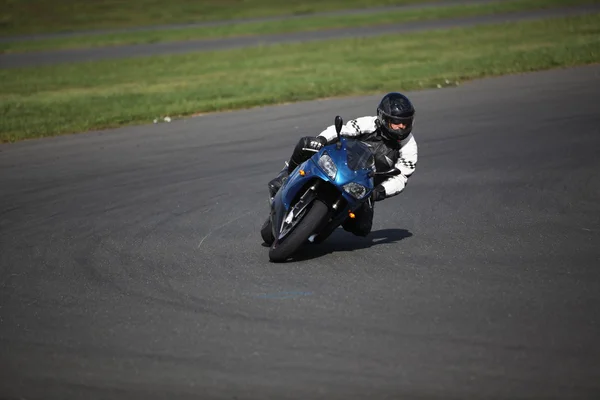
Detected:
left=289, top=228, right=413, bottom=262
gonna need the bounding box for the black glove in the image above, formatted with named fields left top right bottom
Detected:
left=373, top=185, right=386, bottom=202
left=304, top=136, right=327, bottom=151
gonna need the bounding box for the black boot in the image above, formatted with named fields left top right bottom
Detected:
left=268, top=147, right=304, bottom=199
left=342, top=198, right=374, bottom=237
left=268, top=165, right=290, bottom=198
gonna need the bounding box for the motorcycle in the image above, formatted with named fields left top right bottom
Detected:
left=261, top=116, right=401, bottom=262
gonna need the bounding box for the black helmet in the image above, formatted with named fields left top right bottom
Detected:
left=376, top=92, right=415, bottom=141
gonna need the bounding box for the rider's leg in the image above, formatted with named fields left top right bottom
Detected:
left=287, top=136, right=321, bottom=172
left=342, top=197, right=374, bottom=237
left=268, top=137, right=320, bottom=197
left=268, top=163, right=290, bottom=198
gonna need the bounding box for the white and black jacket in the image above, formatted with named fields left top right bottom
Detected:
left=317, top=116, right=418, bottom=197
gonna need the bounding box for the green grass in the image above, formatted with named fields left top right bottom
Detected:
left=1, top=0, right=595, bottom=54
left=1, top=13, right=599, bottom=142
left=0, top=0, right=439, bottom=37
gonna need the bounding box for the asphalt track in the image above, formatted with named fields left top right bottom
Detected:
left=2, top=4, right=600, bottom=68
left=0, top=0, right=512, bottom=43
left=1, top=64, right=600, bottom=399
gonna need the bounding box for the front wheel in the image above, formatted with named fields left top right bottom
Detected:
left=269, top=199, right=329, bottom=262
left=260, top=217, right=274, bottom=246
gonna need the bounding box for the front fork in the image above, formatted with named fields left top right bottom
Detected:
left=273, top=180, right=321, bottom=241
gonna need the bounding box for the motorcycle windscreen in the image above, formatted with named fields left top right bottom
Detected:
left=346, top=140, right=375, bottom=171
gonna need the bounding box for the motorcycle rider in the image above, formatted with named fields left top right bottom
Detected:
left=268, top=92, right=418, bottom=237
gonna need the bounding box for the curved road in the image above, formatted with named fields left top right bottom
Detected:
left=2, top=4, right=599, bottom=68
left=1, top=65, right=599, bottom=399
left=0, top=0, right=511, bottom=43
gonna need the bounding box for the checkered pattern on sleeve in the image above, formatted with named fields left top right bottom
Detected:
left=399, top=158, right=416, bottom=170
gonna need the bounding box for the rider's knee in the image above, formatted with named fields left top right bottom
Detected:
left=342, top=205, right=373, bottom=237
left=290, top=136, right=316, bottom=167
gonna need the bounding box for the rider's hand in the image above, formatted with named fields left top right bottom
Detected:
left=373, top=185, right=386, bottom=202
left=306, top=136, right=327, bottom=151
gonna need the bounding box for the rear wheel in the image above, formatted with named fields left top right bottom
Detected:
left=269, top=199, right=329, bottom=262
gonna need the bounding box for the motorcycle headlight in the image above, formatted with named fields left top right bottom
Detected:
left=318, top=152, right=337, bottom=180
left=343, top=182, right=368, bottom=199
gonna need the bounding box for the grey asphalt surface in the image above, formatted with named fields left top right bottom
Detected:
left=2, top=4, right=599, bottom=68
left=1, top=65, right=600, bottom=399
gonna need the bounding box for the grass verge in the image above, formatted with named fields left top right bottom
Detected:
left=1, top=0, right=597, bottom=53
left=1, top=13, right=599, bottom=142
left=0, top=0, right=437, bottom=37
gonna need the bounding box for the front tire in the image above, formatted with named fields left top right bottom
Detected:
left=261, top=217, right=274, bottom=246
left=269, top=199, right=329, bottom=262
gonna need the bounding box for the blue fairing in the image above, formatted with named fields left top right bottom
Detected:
left=272, top=138, right=375, bottom=237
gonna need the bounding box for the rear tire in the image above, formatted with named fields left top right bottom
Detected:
left=269, top=200, right=329, bottom=262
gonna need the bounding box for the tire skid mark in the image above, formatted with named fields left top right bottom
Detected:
left=196, top=209, right=254, bottom=249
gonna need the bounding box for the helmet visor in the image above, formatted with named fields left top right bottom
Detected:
left=384, top=115, right=413, bottom=132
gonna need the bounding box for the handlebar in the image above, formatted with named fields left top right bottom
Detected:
left=369, top=168, right=402, bottom=178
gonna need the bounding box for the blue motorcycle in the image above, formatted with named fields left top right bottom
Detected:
left=261, top=116, right=401, bottom=262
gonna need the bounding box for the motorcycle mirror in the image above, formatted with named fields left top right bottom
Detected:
left=334, top=115, right=343, bottom=134
left=334, top=116, right=343, bottom=149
